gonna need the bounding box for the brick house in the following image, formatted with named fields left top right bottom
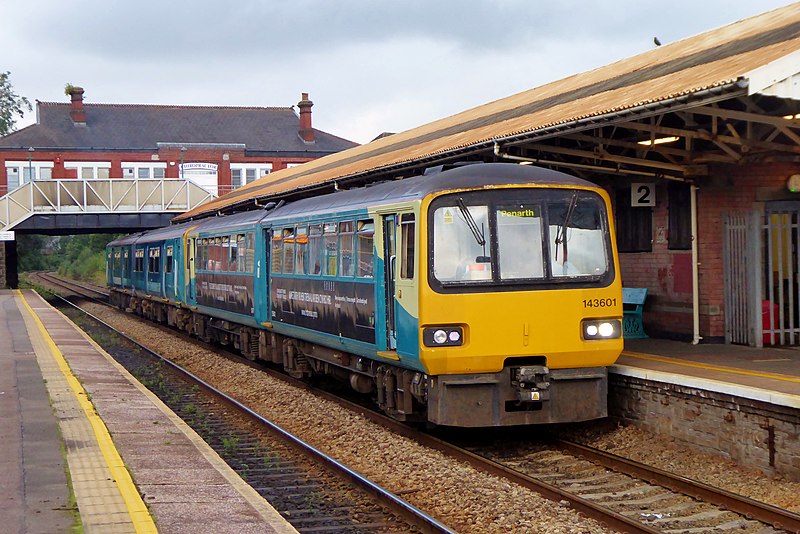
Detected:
left=0, top=89, right=358, bottom=197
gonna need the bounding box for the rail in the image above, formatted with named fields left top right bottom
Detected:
left=0, top=178, right=215, bottom=231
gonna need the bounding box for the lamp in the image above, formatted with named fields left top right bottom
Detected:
left=27, top=147, right=34, bottom=183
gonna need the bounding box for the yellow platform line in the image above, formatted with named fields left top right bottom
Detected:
left=622, top=350, right=800, bottom=384
left=17, top=290, right=157, bottom=534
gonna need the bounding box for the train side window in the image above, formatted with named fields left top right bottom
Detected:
left=323, top=222, right=338, bottom=276
left=308, top=225, right=323, bottom=275
left=236, top=234, right=246, bottom=272
left=339, top=221, right=355, bottom=277
left=283, top=227, right=296, bottom=273
left=229, top=235, right=239, bottom=272
left=357, top=220, right=374, bottom=278
left=295, top=227, right=308, bottom=274
left=150, top=247, right=161, bottom=273
left=400, top=214, right=415, bottom=279
left=166, top=246, right=174, bottom=273
left=271, top=229, right=283, bottom=273
left=124, top=250, right=131, bottom=276
left=134, top=248, right=144, bottom=272
left=245, top=233, right=255, bottom=272
left=220, top=236, right=230, bottom=271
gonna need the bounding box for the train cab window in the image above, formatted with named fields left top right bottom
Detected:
left=357, top=220, right=374, bottom=278
left=295, top=227, right=308, bottom=274
left=323, top=222, right=338, bottom=276
left=134, top=248, right=144, bottom=272
left=282, top=228, right=296, bottom=273
left=547, top=197, right=607, bottom=277
left=308, top=225, right=323, bottom=275
left=497, top=205, right=544, bottom=280
left=245, top=233, right=255, bottom=272
left=339, top=221, right=355, bottom=277
left=400, top=214, right=415, bottom=280
left=271, top=229, right=283, bottom=273
left=432, top=206, right=491, bottom=283
left=165, top=246, right=174, bottom=273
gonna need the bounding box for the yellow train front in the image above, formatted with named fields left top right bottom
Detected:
left=392, top=163, right=623, bottom=426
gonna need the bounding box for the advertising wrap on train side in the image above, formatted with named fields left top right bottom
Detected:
left=196, top=272, right=255, bottom=315
left=271, top=278, right=375, bottom=343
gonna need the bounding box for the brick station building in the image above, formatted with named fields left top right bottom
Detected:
left=0, top=88, right=358, bottom=197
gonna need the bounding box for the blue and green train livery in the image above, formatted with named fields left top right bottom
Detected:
left=107, top=163, right=623, bottom=427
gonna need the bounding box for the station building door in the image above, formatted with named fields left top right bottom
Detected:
left=724, top=201, right=800, bottom=346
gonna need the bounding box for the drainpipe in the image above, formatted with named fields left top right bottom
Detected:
left=691, top=183, right=701, bottom=344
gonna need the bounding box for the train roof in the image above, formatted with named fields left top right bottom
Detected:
left=192, top=207, right=272, bottom=235
left=107, top=219, right=201, bottom=247
left=264, top=163, right=594, bottom=221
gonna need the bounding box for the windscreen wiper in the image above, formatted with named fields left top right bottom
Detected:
left=456, top=198, right=486, bottom=250
left=554, top=191, right=578, bottom=263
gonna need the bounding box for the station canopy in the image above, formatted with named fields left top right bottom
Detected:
left=176, top=3, right=800, bottom=222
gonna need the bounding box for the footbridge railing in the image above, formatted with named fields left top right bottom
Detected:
left=0, top=179, right=215, bottom=231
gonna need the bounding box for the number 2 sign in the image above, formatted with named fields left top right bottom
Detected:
left=631, top=183, right=655, bottom=207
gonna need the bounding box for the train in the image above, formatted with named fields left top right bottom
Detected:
left=106, top=163, right=623, bottom=427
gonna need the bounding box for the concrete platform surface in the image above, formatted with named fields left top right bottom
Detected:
left=1, top=289, right=297, bottom=534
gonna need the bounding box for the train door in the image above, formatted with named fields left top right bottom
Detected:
left=187, top=237, right=196, bottom=302
left=382, top=215, right=397, bottom=349
left=257, top=227, right=270, bottom=323
left=382, top=210, right=418, bottom=356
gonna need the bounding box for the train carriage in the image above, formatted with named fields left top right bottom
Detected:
left=108, top=163, right=623, bottom=427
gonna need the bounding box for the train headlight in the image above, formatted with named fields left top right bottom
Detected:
left=433, top=329, right=448, bottom=344
left=582, top=319, right=621, bottom=340
left=423, top=326, right=464, bottom=347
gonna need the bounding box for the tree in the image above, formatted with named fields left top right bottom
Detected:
left=0, top=71, right=31, bottom=136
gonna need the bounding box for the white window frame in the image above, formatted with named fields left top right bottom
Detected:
left=64, top=161, right=112, bottom=180
left=121, top=162, right=167, bottom=179
left=5, top=161, right=55, bottom=190
left=230, top=163, right=272, bottom=189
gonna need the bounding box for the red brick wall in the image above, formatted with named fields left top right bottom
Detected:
left=619, top=162, right=800, bottom=340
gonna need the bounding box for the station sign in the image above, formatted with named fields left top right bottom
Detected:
left=0, top=231, right=15, bottom=241
left=631, top=183, right=656, bottom=207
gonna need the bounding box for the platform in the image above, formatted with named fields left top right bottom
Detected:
left=0, top=289, right=297, bottom=534
left=616, top=338, right=800, bottom=407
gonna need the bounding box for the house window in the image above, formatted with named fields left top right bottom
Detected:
left=230, top=163, right=273, bottom=189
left=4, top=161, right=55, bottom=190
left=65, top=161, right=111, bottom=180
left=668, top=183, right=692, bottom=250
left=615, top=188, right=652, bottom=252
left=122, top=162, right=168, bottom=179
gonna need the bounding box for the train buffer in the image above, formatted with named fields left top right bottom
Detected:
left=622, top=287, right=648, bottom=339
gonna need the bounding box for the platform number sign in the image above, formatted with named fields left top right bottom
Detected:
left=631, top=183, right=655, bottom=207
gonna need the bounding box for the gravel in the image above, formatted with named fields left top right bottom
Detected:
left=35, top=277, right=797, bottom=530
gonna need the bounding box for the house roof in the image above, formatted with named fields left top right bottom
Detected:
left=175, top=2, right=800, bottom=222
left=0, top=101, right=358, bottom=155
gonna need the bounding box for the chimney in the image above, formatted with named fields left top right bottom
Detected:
left=297, top=92, right=315, bottom=143
left=69, top=86, right=86, bottom=124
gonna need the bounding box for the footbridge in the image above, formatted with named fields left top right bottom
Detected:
left=0, top=178, right=214, bottom=287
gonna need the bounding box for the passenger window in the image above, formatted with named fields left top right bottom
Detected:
left=339, top=221, right=355, bottom=277
left=236, top=234, right=246, bottom=272
left=245, top=233, right=255, bottom=272
left=400, top=214, right=415, bottom=279
left=220, top=236, right=230, bottom=271
left=323, top=222, right=338, bottom=276
left=166, top=246, right=174, bottom=273
left=357, top=220, right=374, bottom=278
left=295, top=227, right=308, bottom=274
left=283, top=228, right=296, bottom=273
left=229, top=236, right=238, bottom=272
left=308, top=225, right=323, bottom=275
left=134, top=248, right=144, bottom=272
left=271, top=229, right=283, bottom=273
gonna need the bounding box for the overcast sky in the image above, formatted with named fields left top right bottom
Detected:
left=1, top=0, right=794, bottom=144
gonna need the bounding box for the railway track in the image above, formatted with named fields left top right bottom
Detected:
left=37, top=276, right=800, bottom=533
left=43, top=290, right=454, bottom=534
left=33, top=271, right=110, bottom=301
